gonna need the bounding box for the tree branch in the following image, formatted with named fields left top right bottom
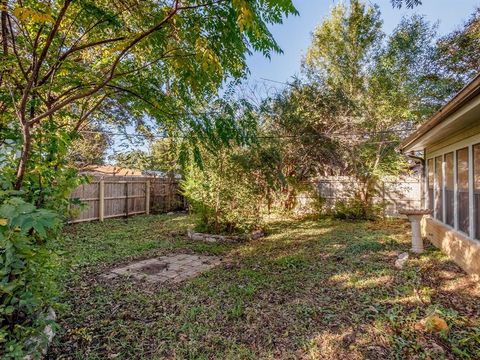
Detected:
left=28, top=0, right=223, bottom=126
left=105, top=84, right=178, bottom=117
left=112, top=49, right=194, bottom=78
left=38, top=35, right=126, bottom=86
left=19, top=0, right=72, bottom=122
left=0, top=0, right=8, bottom=88
left=29, top=1, right=180, bottom=125
left=73, top=93, right=108, bottom=132
left=7, top=13, right=28, bottom=82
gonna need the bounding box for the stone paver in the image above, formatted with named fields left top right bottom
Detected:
left=101, top=253, right=222, bottom=284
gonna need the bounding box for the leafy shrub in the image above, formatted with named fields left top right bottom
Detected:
left=182, top=149, right=263, bottom=234
left=179, top=98, right=284, bottom=234
left=0, top=119, right=86, bottom=357
left=0, top=195, right=60, bottom=358
left=333, top=197, right=381, bottom=220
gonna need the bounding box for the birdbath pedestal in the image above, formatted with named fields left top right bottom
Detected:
left=398, top=209, right=432, bottom=254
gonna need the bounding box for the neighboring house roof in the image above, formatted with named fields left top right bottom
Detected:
left=142, top=170, right=182, bottom=179
left=401, top=74, right=480, bottom=152
left=80, top=165, right=143, bottom=176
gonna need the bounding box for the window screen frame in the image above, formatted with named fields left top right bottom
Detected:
left=473, top=143, right=480, bottom=240
left=425, top=138, right=479, bottom=241
left=456, top=147, right=470, bottom=236
left=434, top=155, right=444, bottom=222
left=444, top=152, right=454, bottom=227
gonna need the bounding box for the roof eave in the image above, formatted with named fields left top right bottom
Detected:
left=401, top=74, right=480, bottom=153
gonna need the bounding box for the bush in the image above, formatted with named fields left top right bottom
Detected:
left=0, top=122, right=84, bottom=357
left=0, top=195, right=60, bottom=358
left=182, top=149, right=263, bottom=234
left=333, top=197, right=381, bottom=220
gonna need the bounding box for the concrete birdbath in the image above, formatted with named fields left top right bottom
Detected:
left=398, top=209, right=433, bottom=253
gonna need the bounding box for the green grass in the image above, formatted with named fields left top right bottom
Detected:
left=50, top=214, right=480, bottom=359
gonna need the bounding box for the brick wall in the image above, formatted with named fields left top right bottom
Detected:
left=422, top=216, right=480, bottom=276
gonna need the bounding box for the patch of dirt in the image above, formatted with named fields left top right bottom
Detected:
left=138, top=262, right=168, bottom=275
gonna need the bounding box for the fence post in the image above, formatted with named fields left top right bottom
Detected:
left=99, top=180, right=105, bottom=222
left=124, top=181, right=129, bottom=219
left=145, top=180, right=150, bottom=215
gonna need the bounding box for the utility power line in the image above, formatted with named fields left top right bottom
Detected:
left=79, top=128, right=415, bottom=139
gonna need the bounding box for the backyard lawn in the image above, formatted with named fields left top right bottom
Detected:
left=49, top=214, right=480, bottom=359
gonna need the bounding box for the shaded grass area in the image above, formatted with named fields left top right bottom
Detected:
left=50, top=214, right=480, bottom=359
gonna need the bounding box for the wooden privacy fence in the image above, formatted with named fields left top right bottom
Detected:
left=69, top=176, right=184, bottom=223
left=316, top=176, right=422, bottom=217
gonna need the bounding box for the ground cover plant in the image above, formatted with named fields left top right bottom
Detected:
left=49, top=214, right=480, bottom=359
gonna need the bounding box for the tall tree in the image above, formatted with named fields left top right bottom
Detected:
left=435, top=7, right=480, bottom=91
left=269, top=0, right=444, bottom=216
left=305, top=0, right=383, bottom=100
left=0, top=0, right=297, bottom=192
left=390, top=0, right=422, bottom=8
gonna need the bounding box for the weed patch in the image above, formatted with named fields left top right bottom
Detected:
left=49, top=215, right=480, bottom=359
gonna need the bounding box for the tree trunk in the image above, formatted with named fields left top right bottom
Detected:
left=284, top=186, right=297, bottom=211
left=14, top=123, right=31, bottom=190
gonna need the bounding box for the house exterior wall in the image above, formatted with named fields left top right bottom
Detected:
left=422, top=217, right=480, bottom=276
left=422, top=120, right=480, bottom=276
left=427, top=122, right=480, bottom=156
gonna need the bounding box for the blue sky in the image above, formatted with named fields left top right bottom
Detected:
left=245, top=0, right=479, bottom=87
left=111, top=0, right=478, bottom=160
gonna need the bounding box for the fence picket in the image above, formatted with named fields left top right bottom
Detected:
left=316, top=176, right=421, bottom=217
left=68, top=176, right=183, bottom=223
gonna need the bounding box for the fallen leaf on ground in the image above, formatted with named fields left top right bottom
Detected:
left=415, top=315, right=449, bottom=334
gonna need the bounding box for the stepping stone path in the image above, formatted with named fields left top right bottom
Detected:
left=101, top=254, right=222, bottom=284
